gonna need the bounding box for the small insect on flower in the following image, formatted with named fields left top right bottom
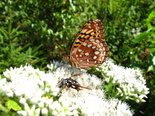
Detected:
left=69, top=19, right=108, bottom=69
left=58, top=78, right=90, bottom=91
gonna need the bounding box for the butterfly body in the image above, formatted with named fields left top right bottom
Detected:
left=69, top=19, right=108, bottom=69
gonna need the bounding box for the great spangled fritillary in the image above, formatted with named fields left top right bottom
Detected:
left=69, top=19, right=108, bottom=69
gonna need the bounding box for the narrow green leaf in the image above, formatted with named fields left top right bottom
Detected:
left=132, top=32, right=149, bottom=43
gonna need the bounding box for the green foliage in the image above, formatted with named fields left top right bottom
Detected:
left=147, top=11, right=155, bottom=53
left=104, top=0, right=152, bottom=66
left=0, top=0, right=155, bottom=115
left=0, top=90, right=17, bottom=116
left=102, top=77, right=118, bottom=99
left=0, top=21, right=42, bottom=73
left=5, top=100, right=21, bottom=111
left=132, top=10, right=155, bottom=53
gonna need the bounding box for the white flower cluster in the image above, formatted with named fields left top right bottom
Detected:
left=131, top=28, right=141, bottom=36
left=99, top=59, right=149, bottom=103
left=0, top=61, right=133, bottom=116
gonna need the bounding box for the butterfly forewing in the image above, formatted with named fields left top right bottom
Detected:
left=69, top=19, right=108, bottom=69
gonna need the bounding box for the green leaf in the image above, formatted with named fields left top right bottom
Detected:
left=132, top=32, right=149, bottom=43
left=0, top=103, right=9, bottom=112
left=5, top=100, right=21, bottom=111
left=146, top=10, right=155, bottom=30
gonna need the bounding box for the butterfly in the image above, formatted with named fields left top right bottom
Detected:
left=69, top=19, right=108, bottom=69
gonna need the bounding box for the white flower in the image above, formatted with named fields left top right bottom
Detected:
left=17, top=104, right=40, bottom=116
left=49, top=62, right=133, bottom=115
left=99, top=59, right=149, bottom=102
left=0, top=61, right=133, bottom=115
left=41, top=108, right=48, bottom=115
left=59, top=89, right=133, bottom=116
left=0, top=78, right=14, bottom=97
left=131, top=28, right=141, bottom=36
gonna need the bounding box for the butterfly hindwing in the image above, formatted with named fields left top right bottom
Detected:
left=69, top=19, right=108, bottom=69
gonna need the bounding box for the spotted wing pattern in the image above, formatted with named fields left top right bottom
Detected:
left=69, top=19, right=108, bottom=69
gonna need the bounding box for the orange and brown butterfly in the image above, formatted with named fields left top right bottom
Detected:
left=69, top=19, right=108, bottom=69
